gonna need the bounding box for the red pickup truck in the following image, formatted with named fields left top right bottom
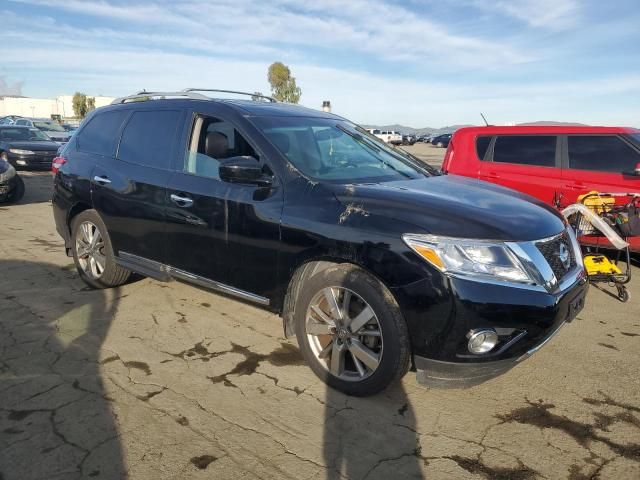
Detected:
left=442, top=125, right=640, bottom=251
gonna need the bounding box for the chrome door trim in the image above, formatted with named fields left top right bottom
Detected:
left=168, top=267, right=270, bottom=305
left=118, top=251, right=269, bottom=306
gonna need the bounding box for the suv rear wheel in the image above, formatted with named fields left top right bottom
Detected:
left=295, top=264, right=410, bottom=396
left=71, top=210, right=130, bottom=289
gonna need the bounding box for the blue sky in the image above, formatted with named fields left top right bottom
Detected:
left=1, top=0, right=639, bottom=127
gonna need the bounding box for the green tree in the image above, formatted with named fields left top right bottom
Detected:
left=72, top=92, right=88, bottom=118
left=86, top=97, right=96, bottom=113
left=251, top=91, right=268, bottom=102
left=267, top=62, right=302, bottom=103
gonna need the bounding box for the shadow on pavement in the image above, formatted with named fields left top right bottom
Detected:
left=324, top=383, right=423, bottom=479
left=0, top=259, right=124, bottom=479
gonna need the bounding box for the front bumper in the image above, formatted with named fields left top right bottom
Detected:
left=0, top=176, right=18, bottom=202
left=410, top=274, right=588, bottom=388
left=8, top=152, right=56, bottom=169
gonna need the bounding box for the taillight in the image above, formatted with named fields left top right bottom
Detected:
left=442, top=143, right=454, bottom=173
left=51, top=156, right=66, bottom=174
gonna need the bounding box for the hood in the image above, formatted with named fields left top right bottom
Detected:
left=331, top=174, right=565, bottom=241
left=5, top=140, right=60, bottom=152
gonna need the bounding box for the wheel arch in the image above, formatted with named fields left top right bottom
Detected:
left=280, top=256, right=406, bottom=342
left=65, top=201, right=93, bottom=252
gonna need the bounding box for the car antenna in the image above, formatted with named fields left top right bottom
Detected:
left=480, top=113, right=491, bottom=126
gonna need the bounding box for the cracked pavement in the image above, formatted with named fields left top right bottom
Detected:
left=1, top=171, right=639, bottom=479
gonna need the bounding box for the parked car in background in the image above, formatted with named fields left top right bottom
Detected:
left=431, top=133, right=452, bottom=147
left=52, top=89, right=587, bottom=396
left=366, top=129, right=402, bottom=145
left=13, top=118, right=71, bottom=143
left=442, top=125, right=640, bottom=252
left=62, top=124, right=79, bottom=133
left=1, top=116, right=21, bottom=125
left=402, top=134, right=416, bottom=145
left=0, top=125, right=61, bottom=169
left=0, top=157, right=25, bottom=203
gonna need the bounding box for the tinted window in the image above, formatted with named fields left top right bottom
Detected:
left=118, top=110, right=181, bottom=169
left=15, top=119, right=29, bottom=126
left=568, top=135, right=640, bottom=173
left=493, top=135, right=556, bottom=167
left=476, top=136, right=491, bottom=160
left=77, top=110, right=129, bottom=157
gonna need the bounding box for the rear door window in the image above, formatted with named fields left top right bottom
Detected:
left=118, top=110, right=182, bottom=169
left=77, top=110, right=129, bottom=157
left=567, top=135, right=640, bottom=173
left=493, top=135, right=557, bottom=167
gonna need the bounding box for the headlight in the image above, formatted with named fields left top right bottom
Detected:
left=9, top=148, right=35, bottom=155
left=402, top=234, right=534, bottom=284
left=0, top=163, right=16, bottom=182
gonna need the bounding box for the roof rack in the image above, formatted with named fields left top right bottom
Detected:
left=111, top=88, right=277, bottom=105
left=183, top=88, right=277, bottom=103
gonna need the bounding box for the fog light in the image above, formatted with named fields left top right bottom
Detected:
left=467, top=329, right=498, bottom=354
left=16, top=160, right=27, bottom=166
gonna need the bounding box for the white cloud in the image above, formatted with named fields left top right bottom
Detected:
left=9, top=0, right=530, bottom=66
left=3, top=1, right=638, bottom=127
left=473, top=0, right=580, bottom=30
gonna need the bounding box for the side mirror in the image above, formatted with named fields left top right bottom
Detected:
left=219, top=156, right=272, bottom=186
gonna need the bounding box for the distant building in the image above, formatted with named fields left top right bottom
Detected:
left=0, top=94, right=115, bottom=119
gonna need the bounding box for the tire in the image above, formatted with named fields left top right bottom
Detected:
left=294, top=264, right=410, bottom=396
left=71, top=209, right=131, bottom=289
left=4, top=175, right=24, bottom=204
left=436, top=142, right=444, bottom=148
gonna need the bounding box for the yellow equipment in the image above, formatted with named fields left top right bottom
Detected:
left=583, top=254, right=622, bottom=276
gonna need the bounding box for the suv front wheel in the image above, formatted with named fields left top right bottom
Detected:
left=295, top=264, right=410, bottom=396
left=71, top=210, right=131, bottom=289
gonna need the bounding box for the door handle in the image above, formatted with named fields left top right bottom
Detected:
left=170, top=193, right=194, bottom=207
left=483, top=172, right=500, bottom=179
left=93, top=175, right=111, bottom=185
left=565, top=183, right=585, bottom=191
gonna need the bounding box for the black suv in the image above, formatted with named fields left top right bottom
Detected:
left=52, top=89, right=588, bottom=396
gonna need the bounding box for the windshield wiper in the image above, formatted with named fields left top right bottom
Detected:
left=336, top=125, right=412, bottom=178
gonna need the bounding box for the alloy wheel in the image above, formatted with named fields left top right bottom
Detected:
left=75, top=221, right=106, bottom=279
left=305, top=287, right=383, bottom=381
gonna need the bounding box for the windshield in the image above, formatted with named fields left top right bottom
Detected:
left=34, top=121, right=65, bottom=132
left=627, top=133, right=640, bottom=148
left=0, top=127, right=51, bottom=142
left=253, top=117, right=434, bottom=183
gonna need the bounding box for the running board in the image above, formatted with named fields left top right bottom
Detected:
left=116, top=251, right=269, bottom=306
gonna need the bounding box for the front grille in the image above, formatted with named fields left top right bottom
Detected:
left=536, top=231, right=575, bottom=282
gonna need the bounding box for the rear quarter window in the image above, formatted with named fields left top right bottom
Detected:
left=493, top=135, right=557, bottom=167
left=476, top=136, right=492, bottom=160
left=567, top=135, right=640, bottom=173
left=117, top=110, right=182, bottom=169
left=77, top=110, right=129, bottom=157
